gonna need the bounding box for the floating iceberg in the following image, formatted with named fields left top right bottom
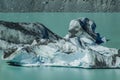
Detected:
left=1, top=18, right=120, bottom=68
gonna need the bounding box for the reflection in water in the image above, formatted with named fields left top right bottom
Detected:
left=0, top=63, right=120, bottom=80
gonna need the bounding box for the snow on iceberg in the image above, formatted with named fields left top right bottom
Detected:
left=1, top=18, right=120, bottom=68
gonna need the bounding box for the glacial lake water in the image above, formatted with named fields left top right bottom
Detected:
left=0, top=13, right=120, bottom=80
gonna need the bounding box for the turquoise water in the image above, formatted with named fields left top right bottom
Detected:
left=0, top=13, right=120, bottom=80
left=1, top=59, right=120, bottom=80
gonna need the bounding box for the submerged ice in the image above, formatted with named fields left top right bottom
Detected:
left=1, top=18, right=120, bottom=68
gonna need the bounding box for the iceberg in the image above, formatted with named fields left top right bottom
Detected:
left=1, top=18, right=120, bottom=68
